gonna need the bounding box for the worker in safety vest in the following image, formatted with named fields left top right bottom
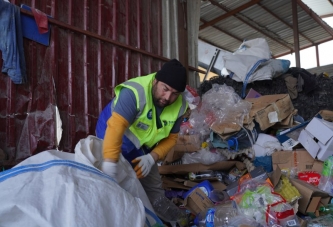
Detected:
left=96, top=59, right=188, bottom=207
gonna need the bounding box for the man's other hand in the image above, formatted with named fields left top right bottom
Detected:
left=132, top=153, right=155, bottom=178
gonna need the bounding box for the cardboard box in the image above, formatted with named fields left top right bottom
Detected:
left=183, top=188, right=214, bottom=215
left=298, top=117, right=333, bottom=161
left=317, top=110, right=333, bottom=122
left=273, top=109, right=298, bottom=128
left=290, top=178, right=330, bottom=215
left=174, top=134, right=201, bottom=152
left=311, top=160, right=324, bottom=174
left=272, top=150, right=315, bottom=173
left=246, top=94, right=294, bottom=130
left=158, top=161, right=245, bottom=175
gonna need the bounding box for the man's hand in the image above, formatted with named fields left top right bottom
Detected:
left=131, top=153, right=155, bottom=178
left=100, top=161, right=118, bottom=181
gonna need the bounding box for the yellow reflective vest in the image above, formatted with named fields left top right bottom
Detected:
left=113, top=73, right=188, bottom=149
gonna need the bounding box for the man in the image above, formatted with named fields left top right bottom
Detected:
left=95, top=59, right=188, bottom=220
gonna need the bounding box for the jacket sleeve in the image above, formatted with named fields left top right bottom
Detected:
left=103, top=112, right=129, bottom=161
left=152, top=133, right=178, bottom=160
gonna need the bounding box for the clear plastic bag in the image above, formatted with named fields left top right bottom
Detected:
left=232, top=178, right=287, bottom=226
left=181, top=148, right=227, bottom=165
left=183, top=85, right=200, bottom=109
left=189, top=84, right=252, bottom=137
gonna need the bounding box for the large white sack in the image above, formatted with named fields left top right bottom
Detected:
left=233, top=38, right=271, bottom=59
left=0, top=151, right=145, bottom=227
left=74, top=135, right=157, bottom=223
left=0, top=135, right=163, bottom=227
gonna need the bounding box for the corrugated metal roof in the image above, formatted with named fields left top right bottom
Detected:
left=199, top=0, right=333, bottom=57
left=302, top=0, right=333, bottom=17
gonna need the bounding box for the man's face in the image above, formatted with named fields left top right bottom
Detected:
left=152, top=80, right=181, bottom=108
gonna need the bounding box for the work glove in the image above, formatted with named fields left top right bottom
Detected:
left=100, top=161, right=118, bottom=181
left=132, top=153, right=155, bottom=178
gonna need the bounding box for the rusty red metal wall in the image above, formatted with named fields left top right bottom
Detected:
left=0, top=0, right=165, bottom=167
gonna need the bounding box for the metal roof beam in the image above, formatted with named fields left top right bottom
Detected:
left=321, top=13, right=333, bottom=18
left=273, top=37, right=333, bottom=58
left=198, top=37, right=234, bottom=53
left=258, top=3, right=313, bottom=44
left=200, top=18, right=243, bottom=42
left=199, top=0, right=261, bottom=30
left=297, top=0, right=333, bottom=37
left=205, top=0, right=293, bottom=52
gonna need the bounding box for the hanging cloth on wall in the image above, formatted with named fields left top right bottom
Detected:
left=0, top=0, right=27, bottom=84
left=20, top=4, right=51, bottom=46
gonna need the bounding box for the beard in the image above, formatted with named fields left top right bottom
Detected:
left=152, top=82, right=169, bottom=108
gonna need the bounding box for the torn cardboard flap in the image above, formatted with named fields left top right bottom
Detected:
left=246, top=94, right=294, bottom=130
left=210, top=122, right=241, bottom=135
left=274, top=109, right=298, bottom=128
left=163, top=148, right=185, bottom=164
left=174, top=134, right=201, bottom=152
left=290, top=178, right=330, bottom=214
left=183, top=188, right=214, bottom=215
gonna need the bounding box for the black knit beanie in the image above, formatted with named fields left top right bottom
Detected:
left=155, top=59, right=187, bottom=92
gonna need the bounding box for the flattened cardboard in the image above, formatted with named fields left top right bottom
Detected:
left=272, top=150, right=315, bottom=172
left=158, top=161, right=245, bottom=175
left=174, top=134, right=201, bottom=152
left=183, top=188, right=214, bottom=215
left=184, top=181, right=198, bottom=188
left=162, top=177, right=191, bottom=190
left=290, top=178, right=330, bottom=214
left=246, top=94, right=294, bottom=130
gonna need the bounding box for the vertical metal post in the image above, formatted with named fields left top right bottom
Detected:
left=292, top=0, right=300, bottom=67
left=202, top=48, right=220, bottom=82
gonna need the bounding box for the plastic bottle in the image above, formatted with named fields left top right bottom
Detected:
left=151, top=195, right=187, bottom=227
left=318, top=156, right=333, bottom=196
left=319, top=204, right=333, bottom=215
left=227, top=126, right=258, bottom=151
left=194, top=204, right=238, bottom=227
left=209, top=189, right=230, bottom=204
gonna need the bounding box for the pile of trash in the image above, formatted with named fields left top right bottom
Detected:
left=157, top=83, right=333, bottom=227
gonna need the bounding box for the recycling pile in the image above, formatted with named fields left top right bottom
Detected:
left=157, top=81, right=333, bottom=227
